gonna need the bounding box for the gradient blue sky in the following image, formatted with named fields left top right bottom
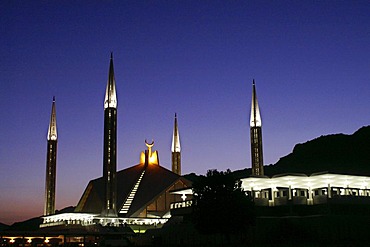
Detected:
left=1, top=1, right=369, bottom=224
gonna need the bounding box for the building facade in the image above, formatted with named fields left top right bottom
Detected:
left=241, top=172, right=370, bottom=207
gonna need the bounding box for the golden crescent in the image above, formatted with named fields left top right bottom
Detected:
left=145, top=139, right=154, bottom=147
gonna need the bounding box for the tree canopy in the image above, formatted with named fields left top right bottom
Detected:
left=191, top=169, right=255, bottom=235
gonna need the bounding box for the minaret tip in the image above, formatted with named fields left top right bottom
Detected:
left=171, top=113, right=181, bottom=175
left=172, top=114, right=181, bottom=152
left=104, top=54, right=117, bottom=109
left=250, top=81, right=262, bottom=127
left=47, top=98, right=57, bottom=141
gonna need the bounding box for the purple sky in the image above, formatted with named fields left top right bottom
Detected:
left=1, top=1, right=369, bottom=225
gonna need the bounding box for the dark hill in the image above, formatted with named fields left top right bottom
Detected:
left=0, top=222, right=9, bottom=231
left=56, top=205, right=75, bottom=214
left=184, top=126, right=370, bottom=179
left=2, top=206, right=76, bottom=232
left=269, top=126, right=370, bottom=175
left=6, top=217, right=43, bottom=231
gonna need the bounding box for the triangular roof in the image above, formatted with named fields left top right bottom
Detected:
left=75, top=163, right=191, bottom=217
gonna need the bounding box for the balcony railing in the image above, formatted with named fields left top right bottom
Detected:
left=170, top=200, right=193, bottom=210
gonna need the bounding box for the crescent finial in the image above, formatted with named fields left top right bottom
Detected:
left=145, top=139, right=154, bottom=148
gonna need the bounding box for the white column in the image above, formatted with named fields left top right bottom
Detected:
left=269, top=187, right=275, bottom=206
left=308, top=187, right=313, bottom=205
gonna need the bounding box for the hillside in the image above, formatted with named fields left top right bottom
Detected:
left=1, top=206, right=76, bottom=232
left=0, top=222, right=9, bottom=231
left=270, top=126, right=370, bottom=175
left=5, top=217, right=43, bottom=232
left=184, top=126, right=370, bottom=181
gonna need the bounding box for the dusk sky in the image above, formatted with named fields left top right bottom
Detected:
left=1, top=1, right=369, bottom=224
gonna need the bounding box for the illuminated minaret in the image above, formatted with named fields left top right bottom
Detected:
left=171, top=113, right=181, bottom=175
left=44, top=97, right=57, bottom=216
left=102, top=53, right=118, bottom=217
left=250, top=80, right=264, bottom=176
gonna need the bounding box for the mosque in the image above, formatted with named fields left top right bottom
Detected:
left=41, top=54, right=370, bottom=232
left=1, top=53, right=370, bottom=247
left=41, top=54, right=191, bottom=230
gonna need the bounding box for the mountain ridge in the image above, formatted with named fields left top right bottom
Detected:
left=184, top=125, right=370, bottom=181
left=270, top=125, right=370, bottom=175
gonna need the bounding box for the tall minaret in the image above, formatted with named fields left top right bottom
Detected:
left=44, top=96, right=57, bottom=216
left=250, top=80, right=264, bottom=176
left=171, top=113, right=181, bottom=175
left=102, top=53, right=118, bottom=217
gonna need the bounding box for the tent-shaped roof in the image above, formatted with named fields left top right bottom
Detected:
left=75, top=162, right=191, bottom=217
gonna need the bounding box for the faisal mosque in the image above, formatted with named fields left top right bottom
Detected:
left=40, top=54, right=370, bottom=232
left=2, top=53, right=370, bottom=247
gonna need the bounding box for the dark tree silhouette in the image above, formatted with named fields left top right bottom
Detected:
left=191, top=169, right=255, bottom=235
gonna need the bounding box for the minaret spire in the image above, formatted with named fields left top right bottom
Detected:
left=44, top=97, right=58, bottom=215
left=47, top=96, right=57, bottom=141
left=250, top=80, right=264, bottom=176
left=171, top=113, right=181, bottom=175
left=102, top=54, right=118, bottom=217
left=250, top=79, right=262, bottom=127
left=104, top=52, right=117, bottom=109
